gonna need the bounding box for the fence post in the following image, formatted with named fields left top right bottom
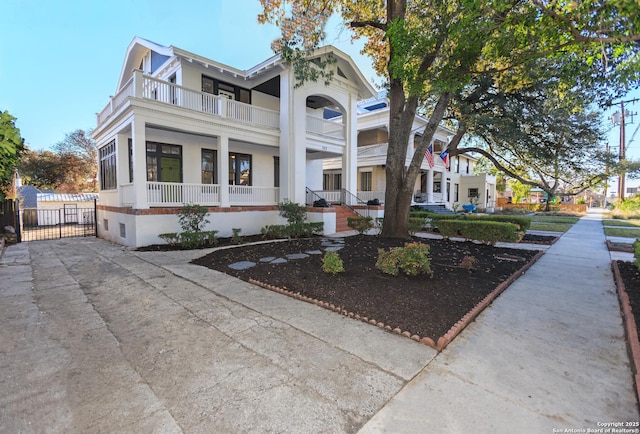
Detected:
left=14, top=199, right=21, bottom=243
left=94, top=199, right=98, bottom=238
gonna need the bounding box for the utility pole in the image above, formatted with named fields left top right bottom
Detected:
left=611, top=98, right=638, bottom=200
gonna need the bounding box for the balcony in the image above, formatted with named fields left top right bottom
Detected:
left=97, top=71, right=280, bottom=130
left=146, top=182, right=279, bottom=207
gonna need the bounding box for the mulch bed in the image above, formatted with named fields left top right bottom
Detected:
left=613, top=260, right=640, bottom=403
left=616, top=261, right=640, bottom=341
left=521, top=233, right=558, bottom=245
left=192, top=235, right=542, bottom=348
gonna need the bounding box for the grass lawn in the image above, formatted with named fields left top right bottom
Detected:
left=529, top=222, right=573, bottom=232
left=602, top=219, right=640, bottom=228
left=604, top=227, right=640, bottom=238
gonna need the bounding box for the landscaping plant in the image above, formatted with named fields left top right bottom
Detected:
left=347, top=216, right=374, bottom=234
left=322, top=251, right=345, bottom=275
left=376, top=242, right=433, bottom=277
left=231, top=228, right=243, bottom=245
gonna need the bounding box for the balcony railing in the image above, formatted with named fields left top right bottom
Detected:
left=98, top=71, right=280, bottom=129
left=306, top=115, right=344, bottom=140
left=146, top=182, right=279, bottom=207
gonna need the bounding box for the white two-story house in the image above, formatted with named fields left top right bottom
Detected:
left=93, top=37, right=376, bottom=247
left=321, top=96, right=497, bottom=212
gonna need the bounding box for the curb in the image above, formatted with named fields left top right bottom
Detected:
left=248, top=249, right=545, bottom=352
left=611, top=260, right=640, bottom=409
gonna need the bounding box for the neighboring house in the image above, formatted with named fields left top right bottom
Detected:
left=93, top=37, right=376, bottom=247
left=321, top=96, right=497, bottom=211
left=35, top=193, right=98, bottom=226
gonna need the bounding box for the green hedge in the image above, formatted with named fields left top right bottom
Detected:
left=634, top=239, right=640, bottom=271
left=347, top=216, right=374, bottom=234
left=437, top=220, right=522, bottom=245
left=261, top=222, right=324, bottom=238
left=429, top=214, right=531, bottom=231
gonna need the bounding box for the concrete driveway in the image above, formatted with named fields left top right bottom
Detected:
left=0, top=238, right=435, bottom=433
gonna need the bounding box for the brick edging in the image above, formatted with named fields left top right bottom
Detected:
left=248, top=249, right=544, bottom=351
left=607, top=240, right=635, bottom=253
left=611, top=260, right=640, bottom=407
left=436, top=249, right=545, bottom=351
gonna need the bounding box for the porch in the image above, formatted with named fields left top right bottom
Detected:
left=96, top=70, right=346, bottom=142
left=119, top=182, right=280, bottom=207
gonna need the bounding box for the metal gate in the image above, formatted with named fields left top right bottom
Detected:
left=20, top=200, right=97, bottom=242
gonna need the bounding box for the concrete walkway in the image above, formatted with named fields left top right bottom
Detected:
left=0, top=208, right=637, bottom=433
left=359, top=208, right=639, bottom=432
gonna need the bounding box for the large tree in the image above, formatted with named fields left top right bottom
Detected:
left=0, top=110, right=25, bottom=199
left=259, top=0, right=640, bottom=237
left=19, top=129, right=97, bottom=193
left=54, top=129, right=97, bottom=192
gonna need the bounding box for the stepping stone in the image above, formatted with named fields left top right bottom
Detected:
left=228, top=261, right=256, bottom=270
left=324, top=246, right=344, bottom=252
left=286, top=253, right=309, bottom=260
left=271, top=258, right=288, bottom=264
left=305, top=250, right=323, bottom=255
left=260, top=256, right=277, bottom=263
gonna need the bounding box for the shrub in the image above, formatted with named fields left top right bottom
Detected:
left=460, top=255, right=478, bottom=269
left=437, top=220, right=521, bottom=245
left=158, top=232, right=180, bottom=245
left=430, top=214, right=531, bottom=232
left=178, top=203, right=210, bottom=233
left=322, top=251, right=345, bottom=275
left=261, top=224, right=289, bottom=239
left=376, top=242, right=433, bottom=277
left=634, top=239, right=640, bottom=271
left=261, top=222, right=323, bottom=239
left=231, top=228, right=242, bottom=245
left=278, top=199, right=307, bottom=225
left=347, top=216, right=374, bottom=234
left=408, top=217, right=426, bottom=235
left=179, top=230, right=218, bottom=249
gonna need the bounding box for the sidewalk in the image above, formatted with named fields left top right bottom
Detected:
left=359, top=208, right=639, bottom=433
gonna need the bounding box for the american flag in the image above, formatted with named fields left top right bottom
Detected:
left=424, top=143, right=435, bottom=168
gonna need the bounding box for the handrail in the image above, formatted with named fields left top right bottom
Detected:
left=341, top=188, right=369, bottom=218
left=305, top=187, right=328, bottom=206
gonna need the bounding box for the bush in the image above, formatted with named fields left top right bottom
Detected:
left=178, top=203, right=210, bottom=233
left=437, top=220, right=521, bottom=245
left=634, top=239, right=640, bottom=271
left=375, top=242, right=433, bottom=277
left=460, top=255, right=478, bottom=269
left=279, top=199, right=307, bottom=225
left=347, top=216, right=374, bottom=234
left=261, top=222, right=323, bottom=239
left=322, top=251, right=345, bottom=275
left=408, top=217, right=426, bottom=235
left=179, top=230, right=218, bottom=249
left=158, top=232, right=180, bottom=245
left=429, top=214, right=531, bottom=232
left=231, top=228, right=242, bottom=245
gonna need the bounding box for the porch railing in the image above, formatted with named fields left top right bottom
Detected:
left=146, top=182, right=279, bottom=207
left=306, top=115, right=344, bottom=140
left=355, top=191, right=384, bottom=203
left=147, top=182, right=220, bottom=206
left=98, top=71, right=280, bottom=129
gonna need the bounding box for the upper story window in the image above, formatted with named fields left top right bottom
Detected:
left=202, top=76, right=251, bottom=104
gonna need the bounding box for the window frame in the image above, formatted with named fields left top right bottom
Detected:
left=229, top=152, right=252, bottom=186
left=99, top=140, right=117, bottom=190
left=201, top=149, right=218, bottom=184
left=146, top=141, right=183, bottom=183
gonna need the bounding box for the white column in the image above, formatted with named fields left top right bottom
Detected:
left=426, top=169, right=434, bottom=203
left=342, top=94, right=358, bottom=205
left=218, top=134, right=229, bottom=207
left=408, top=132, right=417, bottom=163
left=278, top=70, right=293, bottom=203
left=131, top=117, right=148, bottom=209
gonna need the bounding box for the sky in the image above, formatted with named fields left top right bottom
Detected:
left=2, top=0, right=639, bottom=192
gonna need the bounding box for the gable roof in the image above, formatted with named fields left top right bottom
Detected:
left=117, top=37, right=376, bottom=100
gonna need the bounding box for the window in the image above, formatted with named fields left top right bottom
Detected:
left=468, top=188, right=479, bottom=198
left=446, top=182, right=451, bottom=202
left=99, top=140, right=117, bottom=190
left=323, top=172, right=341, bottom=190
left=455, top=157, right=460, bottom=173
left=466, top=159, right=470, bottom=174
left=119, top=223, right=126, bottom=238
left=146, top=142, right=182, bottom=182
left=229, top=153, right=252, bottom=185
left=201, top=149, right=217, bottom=184
left=360, top=171, right=372, bottom=191
left=333, top=174, right=342, bottom=190
left=128, top=139, right=133, bottom=183
left=454, top=183, right=459, bottom=202
left=273, top=157, right=280, bottom=188
left=202, top=75, right=251, bottom=104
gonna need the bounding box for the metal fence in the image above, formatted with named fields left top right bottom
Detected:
left=20, top=201, right=97, bottom=242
